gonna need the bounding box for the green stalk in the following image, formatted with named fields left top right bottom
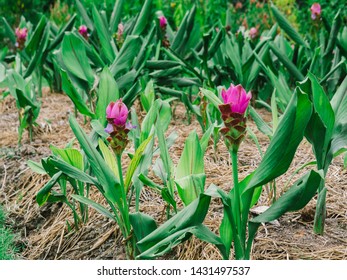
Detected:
left=116, top=153, right=135, bottom=259
left=313, top=180, right=327, bottom=235
left=230, top=149, right=245, bottom=259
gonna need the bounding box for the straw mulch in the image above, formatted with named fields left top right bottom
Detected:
left=0, top=90, right=346, bottom=260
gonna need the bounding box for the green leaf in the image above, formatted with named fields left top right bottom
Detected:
left=69, top=116, right=122, bottom=206
left=200, top=88, right=222, bottom=108
left=61, top=33, right=94, bottom=86
left=95, top=67, right=119, bottom=125
left=92, top=5, right=115, bottom=63
left=98, top=139, right=119, bottom=178
left=25, top=16, right=47, bottom=56
left=110, top=36, right=141, bottom=77
left=136, top=194, right=216, bottom=258
left=47, top=14, right=77, bottom=51
left=24, top=23, right=50, bottom=79
left=270, top=3, right=309, bottom=48
left=175, top=131, right=205, bottom=205
left=129, top=212, right=157, bottom=241
left=269, top=43, right=304, bottom=81
left=124, top=135, right=153, bottom=192
left=27, top=160, right=46, bottom=175
left=246, top=170, right=322, bottom=256
left=75, top=0, right=94, bottom=31
left=61, top=70, right=95, bottom=118
left=249, top=107, right=273, bottom=138
left=300, top=74, right=335, bottom=169
left=131, top=0, right=152, bottom=36
left=72, top=194, right=116, bottom=221
left=50, top=145, right=84, bottom=171
left=110, top=0, right=125, bottom=34
left=244, top=89, right=313, bottom=193
left=36, top=171, right=62, bottom=206
left=2, top=17, right=16, bottom=44
left=48, top=157, right=96, bottom=185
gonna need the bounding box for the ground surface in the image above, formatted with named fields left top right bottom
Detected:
left=0, top=90, right=346, bottom=260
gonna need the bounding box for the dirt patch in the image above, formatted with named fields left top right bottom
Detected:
left=0, top=91, right=346, bottom=260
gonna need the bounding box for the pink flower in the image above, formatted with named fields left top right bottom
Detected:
left=221, top=84, right=252, bottom=114
left=159, top=16, right=167, bottom=28
left=15, top=27, right=28, bottom=40
left=117, top=23, right=124, bottom=37
left=249, top=27, right=258, bottom=39
left=78, top=25, right=88, bottom=38
left=310, top=3, right=321, bottom=20
left=106, top=99, right=129, bottom=126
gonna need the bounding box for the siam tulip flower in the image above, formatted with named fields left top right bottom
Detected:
left=78, top=25, right=89, bottom=40
left=15, top=27, right=28, bottom=49
left=159, top=16, right=167, bottom=28
left=310, top=3, right=321, bottom=20
left=158, top=16, right=170, bottom=48
left=221, top=84, right=252, bottom=114
left=235, top=2, right=243, bottom=10
left=218, top=84, right=252, bottom=152
left=106, top=99, right=129, bottom=126
left=249, top=27, right=258, bottom=39
left=105, top=100, right=132, bottom=154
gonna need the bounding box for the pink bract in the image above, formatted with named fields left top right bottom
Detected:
left=15, top=27, right=28, bottom=40
left=78, top=25, right=88, bottom=36
left=106, top=99, right=129, bottom=126
left=221, top=84, right=252, bottom=114
left=159, top=16, right=167, bottom=28
left=310, top=3, right=321, bottom=20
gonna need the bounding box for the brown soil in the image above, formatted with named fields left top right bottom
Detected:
left=0, top=90, right=346, bottom=260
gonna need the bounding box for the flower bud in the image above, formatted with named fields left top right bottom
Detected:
left=310, top=3, right=321, bottom=20
left=159, top=16, right=167, bottom=28
left=219, top=84, right=251, bottom=152
left=249, top=27, right=258, bottom=39
left=221, top=84, right=252, bottom=115
left=78, top=25, right=89, bottom=39
left=106, top=99, right=129, bottom=126
left=15, top=27, right=27, bottom=49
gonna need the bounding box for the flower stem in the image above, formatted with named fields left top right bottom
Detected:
left=230, top=148, right=244, bottom=258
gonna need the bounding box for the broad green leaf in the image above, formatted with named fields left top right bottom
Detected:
left=92, top=5, right=115, bottom=63
left=175, top=131, right=205, bottom=205
left=36, top=171, right=62, bottom=206
left=137, top=224, right=226, bottom=260
left=249, top=106, right=273, bottom=138
left=47, top=14, right=77, bottom=51
left=61, top=33, right=94, bottom=86
left=140, top=80, right=155, bottom=112
left=243, top=89, right=313, bottom=193
left=50, top=145, right=84, bottom=171
left=72, top=194, right=116, bottom=221
left=110, top=0, right=125, bottom=34
left=2, top=17, right=16, bottom=44
left=25, top=16, right=47, bottom=56
left=48, top=157, right=96, bottom=185
left=124, top=135, right=153, bottom=192
left=129, top=212, right=157, bottom=241
left=110, top=36, right=141, bottom=77
left=200, top=88, right=222, bottom=108
left=246, top=170, right=322, bottom=256
left=270, top=3, right=309, bottom=48
left=24, top=23, right=50, bottom=78
left=75, top=0, right=94, bottom=31
left=98, top=139, right=119, bottom=178
left=61, top=70, right=95, bottom=118
left=95, top=67, right=119, bottom=125
left=137, top=194, right=211, bottom=255
left=27, top=160, right=46, bottom=175
left=131, top=0, right=152, bottom=36
left=69, top=116, right=123, bottom=207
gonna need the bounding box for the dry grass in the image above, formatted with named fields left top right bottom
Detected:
left=0, top=90, right=346, bottom=260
